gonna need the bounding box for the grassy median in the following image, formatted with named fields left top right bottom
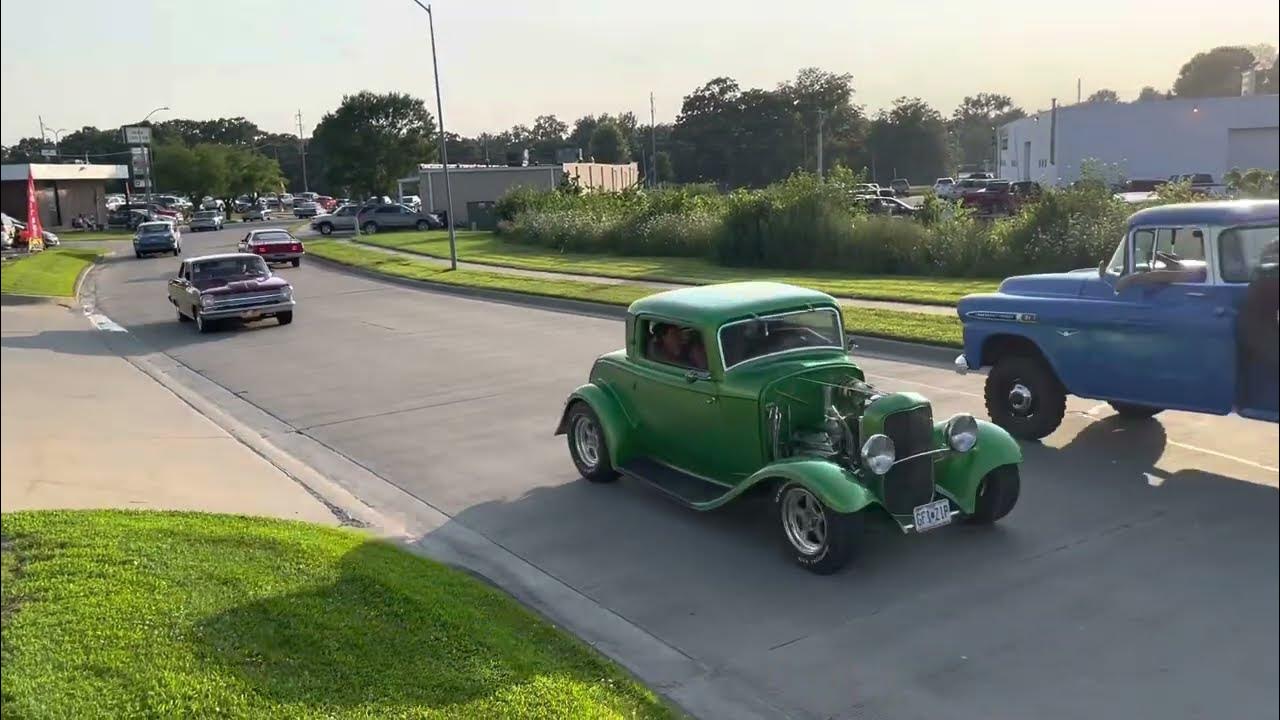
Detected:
left=309, top=240, right=962, bottom=347
left=358, top=230, right=996, bottom=307
left=0, top=510, right=675, bottom=720
left=0, top=247, right=102, bottom=297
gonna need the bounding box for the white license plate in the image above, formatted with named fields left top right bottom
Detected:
left=912, top=499, right=952, bottom=532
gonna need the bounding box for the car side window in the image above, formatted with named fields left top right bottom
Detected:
left=640, top=319, right=708, bottom=371
left=376, top=207, right=397, bottom=215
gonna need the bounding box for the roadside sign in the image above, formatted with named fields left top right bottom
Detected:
left=122, top=126, right=152, bottom=145
left=40, top=148, right=56, bottom=157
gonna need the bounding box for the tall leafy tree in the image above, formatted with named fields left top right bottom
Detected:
left=777, top=67, right=868, bottom=173
left=867, top=97, right=950, bottom=184
left=1136, top=86, right=1167, bottom=101
left=670, top=77, right=743, bottom=184
left=588, top=121, right=629, bottom=163
left=1087, top=89, right=1120, bottom=103
left=949, top=93, right=1023, bottom=171
left=1172, top=46, right=1259, bottom=97
left=311, top=91, right=436, bottom=196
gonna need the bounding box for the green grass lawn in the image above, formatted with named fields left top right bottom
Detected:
left=358, top=230, right=996, bottom=307
left=0, top=510, right=675, bottom=720
left=309, top=240, right=962, bottom=347
left=0, top=247, right=102, bottom=297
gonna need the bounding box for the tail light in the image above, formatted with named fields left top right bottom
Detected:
left=291, top=243, right=302, bottom=252
left=255, top=245, right=267, bottom=253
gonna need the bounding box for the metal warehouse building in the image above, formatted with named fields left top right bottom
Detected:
left=412, top=162, right=640, bottom=226
left=997, top=95, right=1279, bottom=186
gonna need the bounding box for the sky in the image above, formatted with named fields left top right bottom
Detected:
left=1, top=0, right=1277, bottom=144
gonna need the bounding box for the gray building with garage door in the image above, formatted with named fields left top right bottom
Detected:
left=413, top=162, right=639, bottom=226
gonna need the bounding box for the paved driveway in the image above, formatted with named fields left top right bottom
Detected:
left=85, top=226, right=1279, bottom=720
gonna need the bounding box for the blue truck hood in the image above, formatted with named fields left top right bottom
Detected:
left=995, top=268, right=1096, bottom=298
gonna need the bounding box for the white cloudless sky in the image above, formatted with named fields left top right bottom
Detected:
left=1, top=0, right=1277, bottom=143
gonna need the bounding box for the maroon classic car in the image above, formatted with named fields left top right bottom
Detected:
left=168, top=253, right=295, bottom=333
left=237, top=228, right=305, bottom=267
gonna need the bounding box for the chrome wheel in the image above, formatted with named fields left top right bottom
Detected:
left=781, top=487, right=827, bottom=556
left=1007, top=382, right=1034, bottom=416
left=572, top=415, right=601, bottom=470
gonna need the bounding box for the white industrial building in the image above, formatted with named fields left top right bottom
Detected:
left=996, top=95, right=1279, bottom=186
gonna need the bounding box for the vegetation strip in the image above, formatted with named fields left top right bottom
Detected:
left=0, top=510, right=675, bottom=720
left=0, top=248, right=103, bottom=297
left=309, top=240, right=962, bottom=347
left=357, top=229, right=996, bottom=307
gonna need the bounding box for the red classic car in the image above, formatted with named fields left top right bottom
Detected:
left=237, top=228, right=305, bottom=267
left=168, top=253, right=295, bottom=333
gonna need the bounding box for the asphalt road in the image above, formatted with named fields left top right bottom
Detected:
left=85, top=225, right=1279, bottom=720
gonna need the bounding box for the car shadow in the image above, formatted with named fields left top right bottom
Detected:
left=192, top=539, right=619, bottom=711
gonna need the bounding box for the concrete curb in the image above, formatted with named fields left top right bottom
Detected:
left=308, top=251, right=960, bottom=366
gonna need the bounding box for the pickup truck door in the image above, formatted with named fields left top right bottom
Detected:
left=1103, top=226, right=1235, bottom=413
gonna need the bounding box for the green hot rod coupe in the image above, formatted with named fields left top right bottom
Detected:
left=555, top=282, right=1024, bottom=574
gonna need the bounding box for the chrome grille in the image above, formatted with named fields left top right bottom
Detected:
left=207, top=292, right=283, bottom=310
left=881, top=406, right=935, bottom=514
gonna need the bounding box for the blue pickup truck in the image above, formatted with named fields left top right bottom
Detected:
left=956, top=200, right=1279, bottom=440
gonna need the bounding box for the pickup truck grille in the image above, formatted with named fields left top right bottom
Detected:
left=881, top=406, right=935, bottom=514
left=207, top=291, right=283, bottom=310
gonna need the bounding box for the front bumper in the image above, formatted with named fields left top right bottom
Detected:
left=190, top=222, right=221, bottom=230
left=254, top=251, right=304, bottom=262
left=200, top=299, right=295, bottom=320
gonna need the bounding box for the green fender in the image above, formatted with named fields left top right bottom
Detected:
left=933, top=419, right=1023, bottom=514
left=717, top=458, right=877, bottom=514
left=554, top=383, right=636, bottom=467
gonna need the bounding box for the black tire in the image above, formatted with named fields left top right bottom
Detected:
left=318, top=223, right=333, bottom=236
left=1108, top=401, right=1163, bottom=419
left=135, top=251, right=143, bottom=259
left=177, top=307, right=191, bottom=323
left=963, top=464, right=1021, bottom=524
left=984, top=354, right=1066, bottom=440
left=362, top=222, right=378, bottom=234
left=291, top=258, right=301, bottom=267
left=277, top=311, right=293, bottom=325
left=415, top=219, right=431, bottom=231
left=775, top=482, right=861, bottom=575
left=173, top=247, right=180, bottom=256
left=565, top=403, right=618, bottom=482
left=194, top=309, right=212, bottom=334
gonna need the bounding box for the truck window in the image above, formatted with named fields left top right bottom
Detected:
left=1133, top=227, right=1205, bottom=271
left=1220, top=226, right=1280, bottom=283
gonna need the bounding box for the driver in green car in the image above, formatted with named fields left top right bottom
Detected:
left=650, top=323, right=708, bottom=370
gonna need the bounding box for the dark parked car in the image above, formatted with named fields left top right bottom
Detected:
left=858, top=196, right=919, bottom=217
left=355, top=203, right=444, bottom=233
left=168, top=253, right=295, bottom=333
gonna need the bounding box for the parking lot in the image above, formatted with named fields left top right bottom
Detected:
left=82, top=225, right=1279, bottom=720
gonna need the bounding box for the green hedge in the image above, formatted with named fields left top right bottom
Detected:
left=498, top=171, right=1215, bottom=278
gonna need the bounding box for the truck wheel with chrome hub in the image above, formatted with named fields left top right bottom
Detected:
left=962, top=464, right=1020, bottom=524
left=775, top=482, right=861, bottom=574
left=984, top=355, right=1065, bottom=440
left=566, top=403, right=617, bottom=483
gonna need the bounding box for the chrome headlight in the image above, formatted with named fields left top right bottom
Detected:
left=945, top=413, right=978, bottom=453
left=860, top=434, right=895, bottom=475
left=198, top=294, right=212, bottom=308
left=280, top=286, right=293, bottom=300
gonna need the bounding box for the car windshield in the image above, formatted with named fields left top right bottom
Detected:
left=719, top=308, right=843, bottom=369
left=192, top=256, right=269, bottom=281
left=1220, top=225, right=1280, bottom=283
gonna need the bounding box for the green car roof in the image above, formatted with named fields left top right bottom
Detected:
left=627, top=282, right=838, bottom=326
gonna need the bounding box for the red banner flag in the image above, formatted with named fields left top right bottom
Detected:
left=24, top=169, right=44, bottom=251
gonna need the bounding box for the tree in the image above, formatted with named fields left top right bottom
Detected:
left=949, top=92, right=1023, bottom=171
left=225, top=146, right=285, bottom=197
left=1087, top=89, right=1120, bottom=103
left=866, top=97, right=950, bottom=184
left=151, top=142, right=282, bottom=201
left=588, top=121, right=629, bottom=163
left=778, top=67, right=869, bottom=175
left=311, top=91, right=436, bottom=196
left=1172, top=46, right=1258, bottom=97
left=1136, top=86, right=1167, bottom=101
left=654, top=151, right=674, bottom=183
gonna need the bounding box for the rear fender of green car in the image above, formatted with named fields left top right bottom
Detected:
left=696, top=457, right=878, bottom=514
left=932, top=419, right=1022, bottom=514
left=554, top=382, right=636, bottom=467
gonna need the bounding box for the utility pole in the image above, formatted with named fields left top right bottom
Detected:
left=296, top=109, right=309, bottom=193
left=1077, top=79, right=1081, bottom=104
left=649, top=92, right=658, bottom=188
left=413, top=0, right=457, bottom=270
left=816, top=110, right=825, bottom=181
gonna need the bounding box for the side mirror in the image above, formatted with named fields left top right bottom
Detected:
left=1097, top=260, right=1107, bottom=278
left=845, top=337, right=859, bottom=352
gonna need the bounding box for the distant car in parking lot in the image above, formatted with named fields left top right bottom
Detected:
left=238, top=228, right=305, bottom=266
left=955, top=178, right=990, bottom=199
left=932, top=177, right=957, bottom=199
left=858, top=196, right=920, bottom=217
left=200, top=197, right=224, bottom=211
left=293, top=201, right=321, bottom=218
left=189, top=210, right=225, bottom=232
left=400, top=194, right=422, bottom=210
left=890, top=179, right=911, bottom=196
left=134, top=221, right=181, bottom=258
left=279, top=193, right=295, bottom=207
left=316, top=195, right=337, bottom=212
left=355, top=203, right=444, bottom=233
left=242, top=204, right=273, bottom=221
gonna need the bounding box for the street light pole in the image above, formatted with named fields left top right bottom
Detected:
left=412, top=0, right=457, bottom=270
left=140, top=106, right=169, bottom=215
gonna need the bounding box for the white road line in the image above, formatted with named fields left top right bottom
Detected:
left=86, top=312, right=128, bottom=333
left=1164, top=441, right=1279, bottom=473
